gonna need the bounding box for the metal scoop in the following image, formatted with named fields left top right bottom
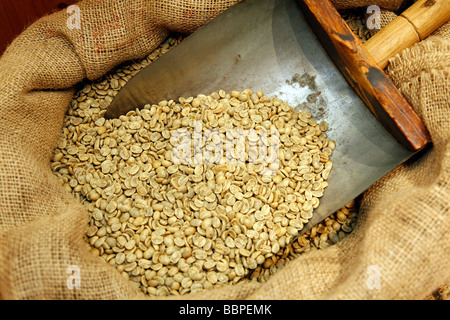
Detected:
left=104, top=0, right=447, bottom=233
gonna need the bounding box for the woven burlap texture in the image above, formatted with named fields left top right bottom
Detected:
left=0, top=0, right=448, bottom=299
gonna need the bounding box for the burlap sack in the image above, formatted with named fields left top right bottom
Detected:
left=0, top=0, right=448, bottom=300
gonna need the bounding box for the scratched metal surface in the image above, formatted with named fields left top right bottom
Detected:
left=105, top=0, right=413, bottom=233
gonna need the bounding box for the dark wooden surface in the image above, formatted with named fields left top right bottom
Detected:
left=298, top=0, right=431, bottom=152
left=0, top=0, right=79, bottom=55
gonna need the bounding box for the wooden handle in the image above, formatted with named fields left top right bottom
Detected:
left=365, top=0, right=450, bottom=69
left=298, top=0, right=431, bottom=152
